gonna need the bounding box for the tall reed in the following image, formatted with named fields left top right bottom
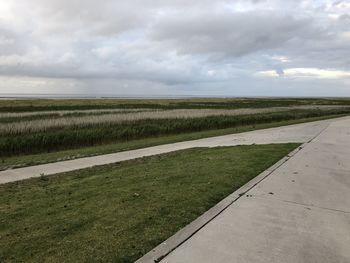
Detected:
left=0, top=106, right=346, bottom=136
left=0, top=107, right=349, bottom=157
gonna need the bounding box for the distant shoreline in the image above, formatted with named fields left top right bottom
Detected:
left=0, top=94, right=349, bottom=100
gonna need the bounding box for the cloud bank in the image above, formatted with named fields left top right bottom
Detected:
left=0, top=0, right=349, bottom=96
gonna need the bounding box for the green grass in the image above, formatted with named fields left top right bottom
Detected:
left=0, top=144, right=298, bottom=263
left=1, top=108, right=349, bottom=157
left=1, top=97, right=350, bottom=112
left=0, top=113, right=346, bottom=170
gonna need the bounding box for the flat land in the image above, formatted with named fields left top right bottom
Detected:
left=0, top=144, right=298, bottom=263
left=1, top=98, right=350, bottom=262
left=0, top=117, right=334, bottom=184
left=1, top=98, right=350, bottom=170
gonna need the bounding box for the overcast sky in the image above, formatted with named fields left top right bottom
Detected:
left=0, top=0, right=349, bottom=96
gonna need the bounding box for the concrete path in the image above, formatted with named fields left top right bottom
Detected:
left=0, top=117, right=344, bottom=184
left=158, top=117, right=350, bottom=263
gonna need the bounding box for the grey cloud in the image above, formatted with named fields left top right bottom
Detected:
left=339, top=14, right=350, bottom=21
left=12, top=0, right=231, bottom=36
left=151, top=12, right=314, bottom=58
left=0, top=0, right=349, bottom=95
left=275, top=68, right=285, bottom=76
left=0, top=27, right=27, bottom=56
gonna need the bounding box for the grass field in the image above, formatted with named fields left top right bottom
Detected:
left=0, top=98, right=350, bottom=169
left=0, top=144, right=298, bottom=263
left=1, top=106, right=349, bottom=157
left=1, top=97, right=350, bottom=112
left=0, top=113, right=346, bottom=171
left=1, top=98, right=349, bottom=262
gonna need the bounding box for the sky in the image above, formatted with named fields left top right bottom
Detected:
left=0, top=0, right=349, bottom=97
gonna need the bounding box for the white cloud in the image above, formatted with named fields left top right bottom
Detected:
left=271, top=56, right=291, bottom=63
left=257, top=68, right=350, bottom=79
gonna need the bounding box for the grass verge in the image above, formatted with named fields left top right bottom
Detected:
left=0, top=144, right=298, bottom=262
left=0, top=113, right=346, bottom=170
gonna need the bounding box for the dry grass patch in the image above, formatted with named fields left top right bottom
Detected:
left=0, top=105, right=347, bottom=135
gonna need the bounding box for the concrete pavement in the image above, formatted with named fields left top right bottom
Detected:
left=0, top=117, right=344, bottom=184
left=154, top=117, right=350, bottom=263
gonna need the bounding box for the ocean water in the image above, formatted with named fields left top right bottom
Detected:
left=0, top=93, right=240, bottom=99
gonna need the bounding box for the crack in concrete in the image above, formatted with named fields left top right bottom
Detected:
left=282, top=200, right=350, bottom=214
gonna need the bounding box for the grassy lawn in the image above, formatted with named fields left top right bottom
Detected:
left=0, top=144, right=298, bottom=262
left=0, top=114, right=345, bottom=170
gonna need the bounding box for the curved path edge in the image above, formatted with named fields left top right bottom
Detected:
left=0, top=117, right=345, bottom=184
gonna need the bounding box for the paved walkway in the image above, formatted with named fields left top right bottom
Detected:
left=158, top=117, right=350, bottom=263
left=0, top=117, right=344, bottom=184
